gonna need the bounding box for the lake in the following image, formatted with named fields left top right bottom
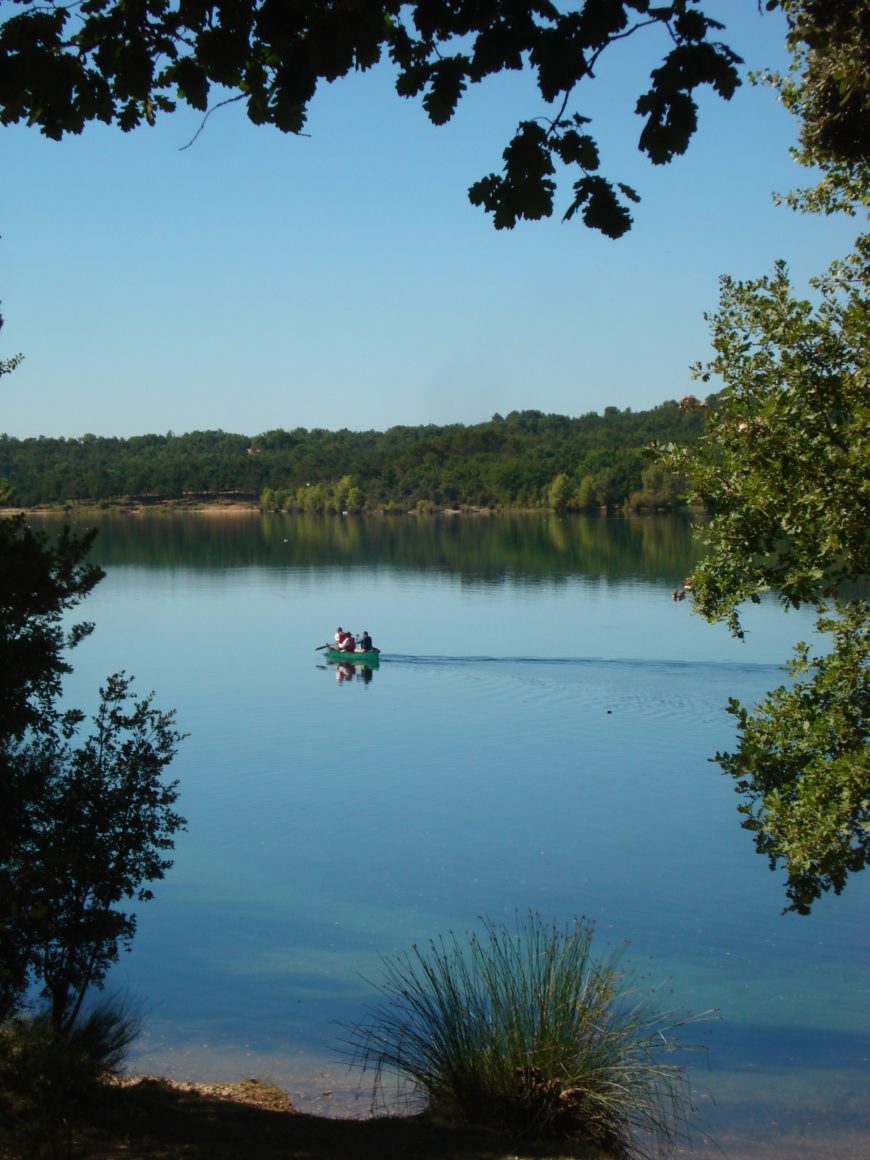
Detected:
left=48, top=511, right=870, bottom=1158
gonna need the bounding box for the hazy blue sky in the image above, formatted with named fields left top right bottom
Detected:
left=1, top=2, right=856, bottom=439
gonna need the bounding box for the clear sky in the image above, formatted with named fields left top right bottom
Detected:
left=0, top=1, right=857, bottom=439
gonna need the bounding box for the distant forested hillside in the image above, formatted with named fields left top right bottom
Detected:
left=0, top=399, right=712, bottom=512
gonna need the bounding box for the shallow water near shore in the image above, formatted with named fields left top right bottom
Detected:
left=48, top=512, right=869, bottom=1158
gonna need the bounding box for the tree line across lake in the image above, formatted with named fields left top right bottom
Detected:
left=0, top=399, right=709, bottom=513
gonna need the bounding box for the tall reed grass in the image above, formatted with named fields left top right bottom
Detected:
left=344, top=912, right=712, bottom=1159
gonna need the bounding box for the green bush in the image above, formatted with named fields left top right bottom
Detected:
left=344, top=912, right=712, bottom=1158
left=0, top=1000, right=139, bottom=1158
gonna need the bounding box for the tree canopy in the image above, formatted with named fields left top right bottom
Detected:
left=656, top=0, right=869, bottom=912
left=658, top=244, right=868, bottom=913
left=717, top=604, right=868, bottom=916
left=760, top=0, right=870, bottom=217
left=772, top=0, right=870, bottom=172
left=0, top=514, right=104, bottom=1016
left=0, top=401, right=707, bottom=512
left=0, top=0, right=742, bottom=236
left=6, top=673, right=185, bottom=1033
left=660, top=254, right=868, bottom=638
left=0, top=517, right=104, bottom=738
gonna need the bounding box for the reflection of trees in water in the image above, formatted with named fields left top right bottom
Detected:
left=36, top=513, right=701, bottom=586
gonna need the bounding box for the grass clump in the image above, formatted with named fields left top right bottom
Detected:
left=344, top=911, right=712, bottom=1159
left=0, top=1000, right=140, bottom=1158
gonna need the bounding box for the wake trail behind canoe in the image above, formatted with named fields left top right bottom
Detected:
left=381, top=654, right=784, bottom=677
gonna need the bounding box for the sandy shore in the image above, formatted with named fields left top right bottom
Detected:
left=0, top=501, right=262, bottom=516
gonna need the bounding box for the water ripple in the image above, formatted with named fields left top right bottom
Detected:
left=382, top=653, right=784, bottom=677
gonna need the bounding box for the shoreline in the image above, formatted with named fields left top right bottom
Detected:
left=0, top=500, right=691, bottom=519
left=5, top=1072, right=619, bottom=1160
left=58, top=1073, right=866, bottom=1160
left=0, top=500, right=263, bottom=516
left=0, top=500, right=501, bottom=517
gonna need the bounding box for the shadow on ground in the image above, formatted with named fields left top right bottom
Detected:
left=1, top=1077, right=611, bottom=1160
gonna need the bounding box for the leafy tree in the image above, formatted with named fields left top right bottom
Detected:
left=0, top=516, right=104, bottom=741
left=333, top=474, right=355, bottom=512
left=657, top=4, right=869, bottom=911
left=768, top=0, right=870, bottom=172
left=0, top=539, right=185, bottom=1028
left=589, top=464, right=624, bottom=509
left=548, top=471, right=573, bottom=513
left=757, top=0, right=870, bottom=222
left=659, top=248, right=868, bottom=911
left=0, top=514, right=106, bottom=1008
left=661, top=254, right=868, bottom=638
left=345, top=485, right=365, bottom=512
left=0, top=309, right=23, bottom=386
left=716, top=603, right=869, bottom=916
left=0, top=311, right=22, bottom=503
left=627, top=460, right=683, bottom=510
left=6, top=673, right=185, bottom=1033
left=0, top=1, right=741, bottom=237
left=575, top=473, right=600, bottom=509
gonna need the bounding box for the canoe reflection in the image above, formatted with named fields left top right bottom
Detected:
left=327, top=657, right=377, bottom=685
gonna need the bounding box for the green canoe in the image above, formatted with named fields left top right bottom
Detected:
left=325, top=647, right=380, bottom=665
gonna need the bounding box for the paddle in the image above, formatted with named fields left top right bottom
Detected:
left=315, top=643, right=331, bottom=651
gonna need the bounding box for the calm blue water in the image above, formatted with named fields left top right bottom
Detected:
left=56, top=515, right=869, bottom=1158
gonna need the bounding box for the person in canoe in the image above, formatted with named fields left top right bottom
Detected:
left=357, top=630, right=373, bottom=652
left=335, top=627, right=356, bottom=652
